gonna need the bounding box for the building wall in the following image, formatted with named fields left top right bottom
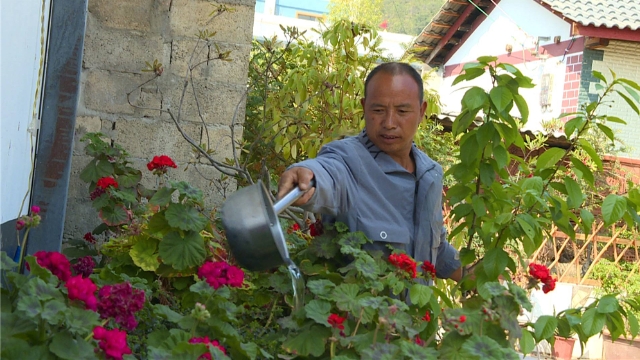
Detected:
left=256, top=0, right=329, bottom=17
left=589, top=40, right=640, bottom=159
left=440, top=0, right=575, bottom=132
left=64, top=0, right=256, bottom=239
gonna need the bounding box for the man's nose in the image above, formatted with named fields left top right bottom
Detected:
left=381, top=111, right=398, bottom=129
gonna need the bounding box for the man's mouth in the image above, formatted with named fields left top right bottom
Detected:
left=380, top=134, right=399, bottom=140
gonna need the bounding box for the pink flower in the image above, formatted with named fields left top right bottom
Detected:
left=189, top=336, right=226, bottom=359
left=421, top=261, right=436, bottom=279
left=65, top=275, right=98, bottom=311
left=198, top=261, right=245, bottom=290
left=31, top=205, right=40, bottom=214
left=73, top=256, right=96, bottom=278
left=388, top=253, right=417, bottom=278
left=97, top=282, right=145, bottom=330
left=33, top=251, right=72, bottom=282
left=93, top=326, right=132, bottom=360
left=146, top=155, right=177, bottom=173
left=16, top=219, right=26, bottom=231
left=328, top=313, right=346, bottom=330
left=97, top=177, right=118, bottom=190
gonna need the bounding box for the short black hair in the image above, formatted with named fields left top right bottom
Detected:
left=364, top=62, right=424, bottom=102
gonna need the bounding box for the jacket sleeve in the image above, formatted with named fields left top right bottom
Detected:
left=288, top=143, right=357, bottom=216
left=435, top=226, right=461, bottom=279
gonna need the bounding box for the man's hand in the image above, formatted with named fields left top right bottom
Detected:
left=277, top=167, right=315, bottom=206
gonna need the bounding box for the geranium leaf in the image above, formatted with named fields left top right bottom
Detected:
left=508, top=282, right=532, bottom=311
left=16, top=295, right=42, bottom=318
left=49, top=331, right=95, bottom=360
left=307, top=279, right=336, bottom=297
left=79, top=159, right=113, bottom=183
left=361, top=343, right=401, bottom=359
left=117, top=168, right=142, bottom=188
left=159, top=231, right=206, bottom=270
left=309, top=235, right=339, bottom=258
left=25, top=256, right=52, bottom=283
left=461, top=335, right=503, bottom=360
left=41, top=299, right=67, bottom=323
left=171, top=181, right=203, bottom=201
left=305, top=299, right=331, bottom=326
left=399, top=341, right=438, bottom=359
left=355, top=256, right=379, bottom=279
left=1, top=251, right=18, bottom=270
left=165, top=203, right=208, bottom=232
left=409, top=284, right=432, bottom=307
left=150, top=187, right=174, bottom=206
left=153, top=304, right=184, bottom=323
left=130, top=236, right=160, bottom=271
left=64, top=307, right=101, bottom=335
left=147, top=329, right=171, bottom=348
left=240, top=342, right=259, bottom=360
left=147, top=211, right=172, bottom=235
left=99, top=205, right=129, bottom=226
left=331, top=284, right=360, bottom=312
left=282, top=326, right=331, bottom=357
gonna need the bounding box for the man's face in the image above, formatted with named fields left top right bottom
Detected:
left=361, top=72, right=427, bottom=165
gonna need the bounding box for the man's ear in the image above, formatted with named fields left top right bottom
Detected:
left=420, top=100, right=428, bottom=119
left=360, top=97, right=366, bottom=108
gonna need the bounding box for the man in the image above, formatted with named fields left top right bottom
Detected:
left=277, top=62, right=462, bottom=282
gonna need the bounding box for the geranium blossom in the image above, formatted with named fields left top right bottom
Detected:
left=189, top=336, right=226, bottom=359
left=388, top=253, right=417, bottom=278
left=33, top=251, right=72, bottom=282
left=97, top=282, right=145, bottom=330
left=72, top=256, right=96, bottom=278
left=31, top=205, right=40, bottom=214
left=97, top=177, right=118, bottom=190
left=421, top=261, right=436, bottom=279
left=422, top=311, right=431, bottom=322
left=328, top=313, right=346, bottom=330
left=65, top=275, right=98, bottom=310
left=93, top=326, right=132, bottom=360
left=528, top=262, right=557, bottom=293
left=198, top=261, right=245, bottom=289
left=83, top=232, right=96, bottom=243
left=146, top=155, right=177, bottom=173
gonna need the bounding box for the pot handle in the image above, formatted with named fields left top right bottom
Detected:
left=273, top=178, right=316, bottom=215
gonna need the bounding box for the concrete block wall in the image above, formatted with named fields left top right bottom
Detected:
left=66, top=0, right=256, bottom=240
left=587, top=40, right=640, bottom=159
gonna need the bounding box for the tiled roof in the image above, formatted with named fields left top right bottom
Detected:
left=541, top=0, right=640, bottom=31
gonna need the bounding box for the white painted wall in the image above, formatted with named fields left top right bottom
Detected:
left=440, top=0, right=575, bottom=132
left=0, top=0, right=51, bottom=223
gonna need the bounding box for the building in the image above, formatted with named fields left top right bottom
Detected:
left=410, top=0, right=640, bottom=183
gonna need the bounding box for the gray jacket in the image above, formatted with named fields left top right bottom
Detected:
left=293, top=130, right=460, bottom=279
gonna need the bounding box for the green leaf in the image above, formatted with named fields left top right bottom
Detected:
left=282, top=326, right=330, bottom=357
left=596, top=123, right=615, bottom=142
left=462, top=87, right=488, bottom=111
left=578, top=139, right=603, bottom=171
left=307, top=279, right=336, bottom=297
left=399, top=341, right=438, bottom=359
left=493, top=144, right=509, bottom=168
left=361, top=343, right=401, bottom=359
left=65, top=307, right=101, bottom=335
left=489, top=86, right=513, bottom=112
left=508, top=282, right=532, bottom=311
left=571, top=156, right=595, bottom=186
left=305, top=299, right=331, bottom=326
left=41, top=299, right=68, bottom=323
left=99, top=205, right=129, bottom=226
left=1, top=338, right=33, bottom=360
left=480, top=282, right=507, bottom=299
left=483, top=248, right=508, bottom=280
left=627, top=310, right=639, bottom=338
left=604, top=116, right=627, bottom=125
left=147, top=211, right=172, bottom=235
left=459, top=248, right=476, bottom=266
left=150, top=187, right=174, bottom=206
left=332, top=283, right=360, bottom=312
left=461, top=335, right=504, bottom=360
left=0, top=251, right=18, bottom=270
left=452, top=109, right=480, bottom=136
left=564, top=176, right=584, bottom=209
left=153, top=304, right=184, bottom=323
left=596, top=295, right=619, bottom=314
left=534, top=315, right=557, bottom=341
left=513, top=93, right=529, bottom=123
left=616, top=90, right=640, bottom=114
left=536, top=148, right=565, bottom=170
left=116, top=169, right=142, bottom=188
left=49, top=331, right=95, bottom=359
left=564, top=117, right=586, bottom=137
left=17, top=295, right=42, bottom=318
left=582, top=307, right=606, bottom=336
left=580, top=209, right=595, bottom=234
left=409, top=284, right=432, bottom=307
left=479, top=162, right=494, bottom=186
left=478, top=56, right=498, bottom=63
left=355, top=256, right=380, bottom=279
left=159, top=231, right=206, bottom=271
left=171, top=181, right=204, bottom=201
left=592, top=70, right=607, bottom=84
left=601, top=194, right=627, bottom=225
left=79, top=159, right=114, bottom=183
left=165, top=203, right=208, bottom=232
left=130, top=236, right=160, bottom=271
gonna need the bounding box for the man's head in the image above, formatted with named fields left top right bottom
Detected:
left=361, top=62, right=427, bottom=170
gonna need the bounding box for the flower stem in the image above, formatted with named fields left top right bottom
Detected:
left=330, top=340, right=336, bottom=358
left=17, top=228, right=31, bottom=273
left=85, top=319, right=110, bottom=341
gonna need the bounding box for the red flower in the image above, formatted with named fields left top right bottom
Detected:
left=66, top=275, right=98, bottom=311
left=16, top=219, right=26, bottom=231
left=414, top=335, right=425, bottom=346
left=528, top=263, right=550, bottom=281
left=422, top=311, right=431, bottom=322
left=93, top=326, right=132, bottom=360
left=189, top=336, right=227, bottom=359
left=388, top=253, right=417, bottom=278
left=309, top=220, right=323, bottom=237
left=287, top=223, right=301, bottom=234
left=542, top=276, right=556, bottom=294
left=328, top=313, right=346, bottom=330
left=33, top=251, right=71, bottom=282
left=146, top=155, right=177, bottom=173
left=97, top=282, right=145, bottom=330
left=83, top=232, right=96, bottom=244
left=97, top=177, right=118, bottom=190
left=198, top=261, right=245, bottom=290
left=459, top=315, right=467, bottom=323
left=421, top=261, right=436, bottom=279
left=73, top=256, right=96, bottom=278
left=31, top=205, right=40, bottom=214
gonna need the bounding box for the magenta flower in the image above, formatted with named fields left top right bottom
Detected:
left=197, top=261, right=245, bottom=290
left=93, top=326, right=132, bottom=360
left=65, top=275, right=98, bottom=311
left=97, top=282, right=145, bottom=330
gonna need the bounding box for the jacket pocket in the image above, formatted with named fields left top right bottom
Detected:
left=357, top=217, right=411, bottom=244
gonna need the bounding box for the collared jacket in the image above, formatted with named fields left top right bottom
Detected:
left=293, top=130, right=460, bottom=279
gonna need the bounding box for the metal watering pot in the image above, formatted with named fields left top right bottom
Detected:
left=220, top=179, right=315, bottom=272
